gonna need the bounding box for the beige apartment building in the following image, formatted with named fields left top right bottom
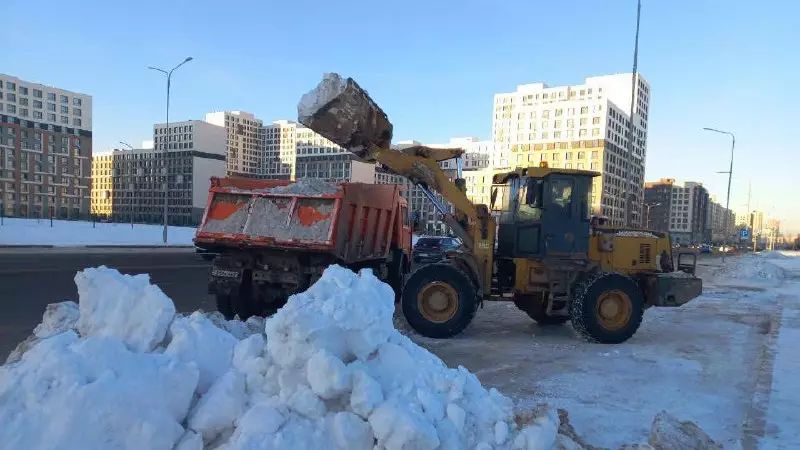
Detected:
left=492, top=73, right=651, bottom=226
left=0, top=74, right=92, bottom=219
left=205, top=111, right=266, bottom=178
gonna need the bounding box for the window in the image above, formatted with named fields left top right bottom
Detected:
left=73, top=98, right=82, bottom=106
left=7, top=105, right=15, bottom=113
left=61, top=105, right=69, bottom=114
left=580, top=118, right=588, bottom=126
left=577, top=151, right=585, bottom=159
left=6, top=82, right=16, bottom=91
left=60, top=95, right=69, bottom=104
left=20, top=87, right=29, bottom=95
left=47, top=92, right=56, bottom=101
left=74, top=108, right=81, bottom=116
left=33, top=100, right=42, bottom=109
left=580, top=106, right=588, bottom=114
left=592, top=117, right=600, bottom=125
left=579, top=129, right=587, bottom=137
left=19, top=97, right=28, bottom=106
left=6, top=93, right=16, bottom=102
left=33, top=89, right=42, bottom=98
left=61, top=116, right=69, bottom=124
left=47, top=103, right=56, bottom=112
left=592, top=129, right=600, bottom=136
left=48, top=113, right=56, bottom=121
left=74, top=118, right=82, bottom=127
left=33, top=111, right=43, bottom=119
left=20, top=108, right=28, bottom=117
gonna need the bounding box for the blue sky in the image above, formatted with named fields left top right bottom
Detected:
left=5, top=0, right=799, bottom=232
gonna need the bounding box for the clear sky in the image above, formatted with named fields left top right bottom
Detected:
left=5, top=0, right=799, bottom=233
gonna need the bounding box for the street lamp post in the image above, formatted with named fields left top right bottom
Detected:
left=643, top=202, right=661, bottom=230
left=702, top=127, right=735, bottom=262
left=119, top=141, right=135, bottom=228
left=148, top=57, right=193, bottom=244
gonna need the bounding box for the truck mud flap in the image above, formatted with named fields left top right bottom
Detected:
left=648, top=275, right=703, bottom=307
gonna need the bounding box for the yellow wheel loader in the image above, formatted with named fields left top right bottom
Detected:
left=297, top=73, right=703, bottom=344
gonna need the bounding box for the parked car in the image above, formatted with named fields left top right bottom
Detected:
left=412, top=236, right=463, bottom=264
left=698, top=244, right=712, bottom=254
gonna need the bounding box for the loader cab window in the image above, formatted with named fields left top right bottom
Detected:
left=549, top=178, right=573, bottom=217
left=518, top=178, right=543, bottom=221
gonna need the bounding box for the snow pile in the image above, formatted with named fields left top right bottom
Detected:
left=0, top=265, right=563, bottom=449
left=297, top=72, right=348, bottom=120
left=711, top=255, right=786, bottom=287
left=759, top=250, right=790, bottom=260
left=0, top=217, right=196, bottom=246
left=265, top=178, right=339, bottom=196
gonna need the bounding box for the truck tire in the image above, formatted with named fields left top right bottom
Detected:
left=401, top=263, right=478, bottom=339
left=514, top=294, right=569, bottom=325
left=570, top=272, right=644, bottom=344
left=215, top=294, right=235, bottom=320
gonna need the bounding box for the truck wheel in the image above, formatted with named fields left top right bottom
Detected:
left=570, top=272, right=644, bottom=344
left=514, top=294, right=569, bottom=325
left=215, top=294, right=235, bottom=320
left=401, top=263, right=477, bottom=339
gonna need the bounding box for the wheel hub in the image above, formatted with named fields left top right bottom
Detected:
left=417, top=281, right=458, bottom=323
left=595, top=289, right=632, bottom=331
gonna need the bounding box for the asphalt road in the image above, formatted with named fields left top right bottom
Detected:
left=0, top=248, right=214, bottom=361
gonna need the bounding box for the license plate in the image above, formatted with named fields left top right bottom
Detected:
left=212, top=269, right=239, bottom=278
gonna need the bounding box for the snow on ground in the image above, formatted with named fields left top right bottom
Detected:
left=0, top=265, right=574, bottom=450
left=0, top=217, right=196, bottom=246
left=410, top=253, right=800, bottom=449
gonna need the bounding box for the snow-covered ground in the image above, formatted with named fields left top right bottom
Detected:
left=411, top=251, right=800, bottom=449
left=4, top=252, right=798, bottom=449
left=0, top=218, right=196, bottom=246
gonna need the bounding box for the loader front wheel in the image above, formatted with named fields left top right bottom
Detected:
left=402, top=263, right=477, bottom=339
left=570, top=272, right=644, bottom=344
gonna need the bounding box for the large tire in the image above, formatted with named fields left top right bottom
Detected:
left=215, top=294, right=235, bottom=320
left=401, top=263, right=478, bottom=339
left=570, top=272, right=644, bottom=344
left=514, top=294, right=569, bottom=325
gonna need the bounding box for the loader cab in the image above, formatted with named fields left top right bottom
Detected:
left=491, top=164, right=597, bottom=260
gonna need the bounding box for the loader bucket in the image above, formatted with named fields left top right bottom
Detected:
left=646, top=273, right=703, bottom=307
left=297, top=73, right=394, bottom=158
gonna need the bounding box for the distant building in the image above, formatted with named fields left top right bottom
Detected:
left=492, top=73, right=651, bottom=226
left=644, top=178, right=710, bottom=244
left=0, top=73, right=92, bottom=219
left=205, top=111, right=266, bottom=179
left=705, top=195, right=735, bottom=244
left=90, top=119, right=226, bottom=225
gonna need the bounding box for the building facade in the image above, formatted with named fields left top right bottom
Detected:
left=90, top=120, right=226, bottom=225
left=644, top=178, right=711, bottom=244
left=205, top=111, right=265, bottom=178
left=706, top=195, right=735, bottom=244
left=0, top=74, right=92, bottom=219
left=492, top=73, right=650, bottom=226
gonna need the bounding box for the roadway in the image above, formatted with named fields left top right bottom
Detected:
left=0, top=248, right=214, bottom=361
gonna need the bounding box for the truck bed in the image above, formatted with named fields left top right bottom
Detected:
left=195, top=177, right=409, bottom=263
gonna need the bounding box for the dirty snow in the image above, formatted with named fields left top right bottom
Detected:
left=413, top=252, right=800, bottom=449
left=265, top=179, right=339, bottom=196
left=1, top=265, right=570, bottom=450
left=0, top=217, right=196, bottom=246
left=297, top=72, right=348, bottom=120
left=710, top=253, right=786, bottom=288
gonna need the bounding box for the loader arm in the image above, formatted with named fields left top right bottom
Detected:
left=297, top=73, right=495, bottom=296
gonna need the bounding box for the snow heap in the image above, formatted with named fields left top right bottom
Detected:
left=711, top=254, right=786, bottom=287
left=0, top=265, right=564, bottom=450
left=297, top=73, right=348, bottom=120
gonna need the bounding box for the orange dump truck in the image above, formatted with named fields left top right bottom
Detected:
left=194, top=177, right=412, bottom=319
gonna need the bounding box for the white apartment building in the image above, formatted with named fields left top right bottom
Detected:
left=205, top=111, right=265, bottom=178
left=492, top=73, right=650, bottom=226
left=90, top=120, right=226, bottom=225
left=0, top=74, right=93, bottom=219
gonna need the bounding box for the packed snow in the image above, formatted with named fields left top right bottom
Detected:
left=709, top=253, right=786, bottom=288
left=0, top=265, right=575, bottom=449
left=0, top=217, right=196, bottom=246
left=297, top=73, right=348, bottom=120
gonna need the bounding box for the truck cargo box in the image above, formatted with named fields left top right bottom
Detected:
left=195, top=177, right=409, bottom=263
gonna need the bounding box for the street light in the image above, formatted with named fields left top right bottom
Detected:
left=119, top=141, right=135, bottom=228
left=149, top=56, right=193, bottom=244
left=703, top=127, right=735, bottom=261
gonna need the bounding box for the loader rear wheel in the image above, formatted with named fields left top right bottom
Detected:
left=570, top=272, right=644, bottom=344
left=514, top=294, right=569, bottom=325
left=402, top=263, right=477, bottom=339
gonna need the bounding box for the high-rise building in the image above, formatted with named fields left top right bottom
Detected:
left=205, top=111, right=265, bottom=178
left=644, top=178, right=709, bottom=244
left=492, top=73, right=650, bottom=226
left=0, top=74, right=92, bottom=219
left=705, top=195, right=735, bottom=244
left=89, top=119, right=226, bottom=225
